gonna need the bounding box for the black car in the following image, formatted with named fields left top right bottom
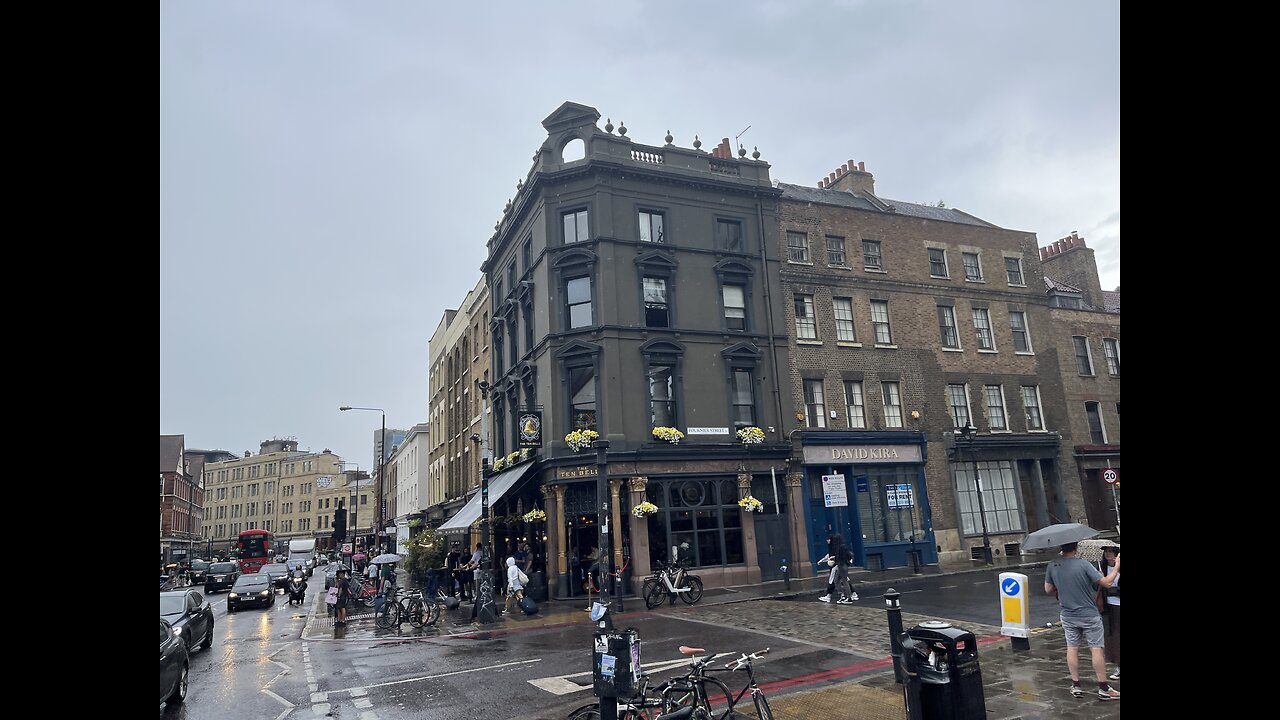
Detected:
left=159, top=618, right=189, bottom=706
left=259, top=563, right=291, bottom=591
left=161, top=589, right=214, bottom=652
left=227, top=573, right=274, bottom=612
left=204, top=561, right=240, bottom=594
left=189, top=559, right=210, bottom=584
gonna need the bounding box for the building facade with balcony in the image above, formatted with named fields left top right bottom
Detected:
left=456, top=102, right=797, bottom=598
left=776, top=161, right=1074, bottom=566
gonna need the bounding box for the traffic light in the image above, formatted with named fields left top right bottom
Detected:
left=333, top=505, right=347, bottom=538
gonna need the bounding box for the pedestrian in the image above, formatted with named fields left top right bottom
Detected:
left=462, top=543, right=483, bottom=600
left=505, top=556, right=529, bottom=612
left=334, top=567, right=351, bottom=626
left=1100, top=545, right=1121, bottom=681
left=1044, top=542, right=1121, bottom=700
left=446, top=542, right=464, bottom=599
left=514, top=541, right=532, bottom=575
left=817, top=534, right=857, bottom=604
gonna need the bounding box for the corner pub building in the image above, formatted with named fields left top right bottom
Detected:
left=476, top=102, right=800, bottom=599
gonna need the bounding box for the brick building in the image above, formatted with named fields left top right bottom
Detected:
left=777, top=161, right=1074, bottom=565
left=1040, top=232, right=1120, bottom=533
left=160, top=434, right=204, bottom=566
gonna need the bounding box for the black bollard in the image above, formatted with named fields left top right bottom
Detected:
left=781, top=558, right=791, bottom=590
left=885, top=588, right=905, bottom=684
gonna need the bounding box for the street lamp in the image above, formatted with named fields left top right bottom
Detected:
left=957, top=423, right=993, bottom=565
left=340, top=405, right=386, bottom=554
left=473, top=380, right=496, bottom=623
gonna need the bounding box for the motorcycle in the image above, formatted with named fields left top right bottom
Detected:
left=288, top=572, right=308, bottom=605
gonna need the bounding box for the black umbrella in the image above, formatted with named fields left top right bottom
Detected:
left=1022, top=523, right=1099, bottom=551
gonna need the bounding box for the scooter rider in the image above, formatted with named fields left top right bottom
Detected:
left=288, top=569, right=308, bottom=605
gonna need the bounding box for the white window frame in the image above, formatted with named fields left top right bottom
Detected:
left=787, top=231, right=810, bottom=263
left=962, top=251, right=983, bottom=281
left=795, top=295, right=818, bottom=340
left=972, top=307, right=996, bottom=351
left=1085, top=401, right=1108, bottom=444
left=863, top=239, right=883, bottom=271
left=928, top=247, right=949, bottom=278
left=804, top=379, right=826, bottom=428
left=638, top=210, right=665, bottom=243
left=1073, top=336, right=1095, bottom=376
left=1009, top=310, right=1033, bottom=354
left=870, top=300, right=893, bottom=345
left=1103, top=338, right=1120, bottom=376
left=833, top=298, right=857, bottom=342
left=985, top=384, right=1009, bottom=432
left=1004, top=256, right=1025, bottom=286
left=826, top=236, right=847, bottom=267
left=1021, top=385, right=1045, bottom=431
left=938, top=305, right=961, bottom=350
left=947, top=384, right=971, bottom=429
left=844, top=381, right=866, bottom=429
left=881, top=381, right=903, bottom=428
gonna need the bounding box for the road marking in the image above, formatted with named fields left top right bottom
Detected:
left=311, top=703, right=330, bottom=716
left=349, top=687, right=368, bottom=697
left=262, top=689, right=295, bottom=708
left=528, top=654, right=735, bottom=695
left=358, top=712, right=378, bottom=720
left=940, top=585, right=958, bottom=589
left=973, top=580, right=992, bottom=584
left=310, top=691, right=328, bottom=703
left=353, top=697, right=373, bottom=709
left=336, top=658, right=542, bottom=693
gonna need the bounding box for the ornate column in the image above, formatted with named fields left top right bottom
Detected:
left=785, top=472, right=811, bottom=570
left=609, top=479, right=625, bottom=573
left=553, top=484, right=570, bottom=598
left=540, top=484, right=556, bottom=575
left=737, top=473, right=761, bottom=584
left=628, top=477, right=651, bottom=578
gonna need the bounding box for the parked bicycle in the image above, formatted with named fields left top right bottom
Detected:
left=643, top=560, right=704, bottom=609
left=567, top=670, right=711, bottom=720
left=708, top=649, right=773, bottom=720
left=375, top=587, right=438, bottom=629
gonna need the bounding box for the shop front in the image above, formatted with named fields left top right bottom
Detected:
left=799, top=431, right=938, bottom=572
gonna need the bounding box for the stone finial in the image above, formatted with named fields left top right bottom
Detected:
left=495, top=220, right=501, bottom=231
left=752, top=146, right=761, bottom=160
left=605, top=118, right=614, bottom=134
left=738, top=144, right=747, bottom=158
left=618, top=121, right=627, bottom=136
left=693, top=135, right=702, bottom=150
left=665, top=130, right=674, bottom=144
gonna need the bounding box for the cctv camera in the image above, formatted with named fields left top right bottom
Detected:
left=470, top=434, right=481, bottom=443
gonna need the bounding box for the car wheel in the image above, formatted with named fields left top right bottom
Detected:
left=166, top=662, right=188, bottom=705
left=201, top=622, right=213, bottom=650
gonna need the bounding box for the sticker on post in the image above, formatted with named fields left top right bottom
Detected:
left=595, top=636, right=608, bottom=653
left=601, top=654, right=616, bottom=678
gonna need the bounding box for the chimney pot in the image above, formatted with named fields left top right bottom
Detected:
left=841, top=163, right=849, bottom=174
left=858, top=161, right=865, bottom=172
left=828, top=172, right=837, bottom=183
left=818, top=178, right=826, bottom=188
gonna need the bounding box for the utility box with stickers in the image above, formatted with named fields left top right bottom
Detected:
left=592, top=626, right=641, bottom=698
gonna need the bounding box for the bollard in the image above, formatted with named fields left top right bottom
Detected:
left=781, top=559, right=791, bottom=590
left=614, top=569, right=625, bottom=613
left=885, top=588, right=905, bottom=684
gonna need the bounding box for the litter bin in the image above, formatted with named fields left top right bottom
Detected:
left=527, top=570, right=549, bottom=602
left=904, top=621, right=986, bottom=720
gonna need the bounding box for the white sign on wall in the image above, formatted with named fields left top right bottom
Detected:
left=686, top=427, right=730, bottom=435
left=822, top=474, right=848, bottom=507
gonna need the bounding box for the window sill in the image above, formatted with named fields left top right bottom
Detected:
left=977, top=349, right=999, bottom=354
left=873, top=344, right=899, bottom=350
left=836, top=341, right=863, bottom=348
left=941, top=347, right=964, bottom=353
left=989, top=429, right=1013, bottom=434
left=828, top=264, right=850, bottom=270
left=1007, top=283, right=1027, bottom=288
left=964, top=278, right=987, bottom=284
left=1079, top=374, right=1097, bottom=378
left=1014, top=351, right=1035, bottom=356
left=797, top=339, right=824, bottom=346
left=787, top=260, right=814, bottom=266
left=1026, top=429, right=1049, bottom=433
left=864, top=268, right=888, bottom=274
left=930, top=274, right=951, bottom=280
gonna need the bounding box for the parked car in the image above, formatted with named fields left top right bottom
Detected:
left=189, top=559, right=210, bottom=585
left=227, top=573, right=274, bottom=612
left=160, top=589, right=215, bottom=652
left=204, top=561, right=240, bottom=594
left=159, top=618, right=189, bottom=706
left=259, top=563, right=292, bottom=591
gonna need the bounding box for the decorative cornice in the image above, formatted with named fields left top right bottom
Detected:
left=628, top=476, right=649, bottom=491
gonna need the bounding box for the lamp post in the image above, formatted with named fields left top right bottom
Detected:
left=957, top=423, right=993, bottom=565
left=593, top=439, right=613, bottom=619
left=473, top=380, right=496, bottom=623
left=340, top=406, right=386, bottom=554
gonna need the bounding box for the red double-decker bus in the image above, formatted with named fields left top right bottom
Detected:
left=236, top=529, right=275, bottom=574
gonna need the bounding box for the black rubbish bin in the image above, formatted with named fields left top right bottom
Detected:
left=904, top=621, right=986, bottom=720
left=527, top=570, right=549, bottom=602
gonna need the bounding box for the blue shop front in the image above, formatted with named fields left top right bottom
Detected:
left=799, top=431, right=938, bottom=571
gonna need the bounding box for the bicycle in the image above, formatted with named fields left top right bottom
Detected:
left=708, top=649, right=773, bottom=720
left=654, top=646, right=734, bottom=720
left=642, top=561, right=704, bottom=609
left=567, top=672, right=710, bottom=720
left=375, top=587, right=438, bottom=629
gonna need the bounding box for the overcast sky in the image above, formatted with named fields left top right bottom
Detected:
left=160, top=0, right=1120, bottom=468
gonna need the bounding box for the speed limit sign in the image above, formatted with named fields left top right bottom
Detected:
left=1103, top=469, right=1119, bottom=484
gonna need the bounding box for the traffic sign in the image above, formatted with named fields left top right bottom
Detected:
left=1103, top=468, right=1119, bottom=485
left=821, top=474, right=848, bottom=507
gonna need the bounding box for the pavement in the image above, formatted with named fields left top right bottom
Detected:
left=304, top=556, right=1122, bottom=719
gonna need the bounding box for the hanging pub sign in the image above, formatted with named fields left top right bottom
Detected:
left=519, top=411, right=543, bottom=448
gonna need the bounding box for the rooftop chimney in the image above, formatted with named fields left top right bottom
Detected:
left=823, top=159, right=875, bottom=196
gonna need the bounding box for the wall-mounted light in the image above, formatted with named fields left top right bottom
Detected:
left=910, top=410, right=921, bottom=419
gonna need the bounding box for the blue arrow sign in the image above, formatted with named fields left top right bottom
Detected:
left=1001, top=578, right=1021, bottom=596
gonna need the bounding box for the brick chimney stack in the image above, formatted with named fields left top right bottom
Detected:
left=711, top=138, right=733, bottom=159
left=1040, top=231, right=1104, bottom=308
left=819, top=158, right=875, bottom=195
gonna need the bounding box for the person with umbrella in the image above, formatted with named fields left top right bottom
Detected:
left=1044, top=539, right=1121, bottom=700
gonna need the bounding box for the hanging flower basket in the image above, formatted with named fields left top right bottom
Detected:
left=522, top=509, right=547, bottom=522
left=492, top=457, right=507, bottom=472
left=738, top=495, right=765, bottom=513
left=505, top=451, right=521, bottom=467
left=565, top=429, right=600, bottom=452
left=632, top=501, right=659, bottom=518
left=736, top=426, right=766, bottom=444
left=652, top=427, right=685, bottom=444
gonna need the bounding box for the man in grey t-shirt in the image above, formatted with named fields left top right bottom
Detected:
left=1045, top=542, right=1121, bottom=700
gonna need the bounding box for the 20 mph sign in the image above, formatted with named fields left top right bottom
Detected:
left=1103, top=469, right=1119, bottom=484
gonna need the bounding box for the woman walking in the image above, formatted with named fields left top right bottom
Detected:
left=818, top=534, right=857, bottom=604
left=1101, top=545, right=1120, bottom=680
left=334, top=567, right=352, bottom=627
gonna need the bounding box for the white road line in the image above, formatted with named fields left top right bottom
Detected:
left=262, top=689, right=295, bottom=708
left=358, top=712, right=378, bottom=720
left=338, top=658, right=543, bottom=693
left=940, top=585, right=958, bottom=589
left=310, top=691, right=329, bottom=703
left=311, top=703, right=330, bottom=716
left=353, top=697, right=374, bottom=709
left=272, top=709, right=293, bottom=720
left=897, top=589, right=924, bottom=593
left=349, top=687, right=368, bottom=697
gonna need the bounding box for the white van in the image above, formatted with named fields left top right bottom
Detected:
left=287, top=539, right=317, bottom=578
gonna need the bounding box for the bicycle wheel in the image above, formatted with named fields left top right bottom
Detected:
left=407, top=598, right=427, bottom=628
left=752, top=689, right=774, bottom=720
left=567, top=703, right=601, bottom=720
left=424, top=598, right=441, bottom=626
left=662, top=676, right=733, bottom=720
left=678, top=576, right=704, bottom=605
left=643, top=578, right=665, bottom=609
left=374, top=599, right=399, bottom=629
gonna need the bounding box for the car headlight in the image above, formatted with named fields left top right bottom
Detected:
left=229, top=592, right=239, bottom=599
left=259, top=590, right=270, bottom=596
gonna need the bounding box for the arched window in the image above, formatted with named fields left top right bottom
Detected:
left=561, top=137, right=585, bottom=162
